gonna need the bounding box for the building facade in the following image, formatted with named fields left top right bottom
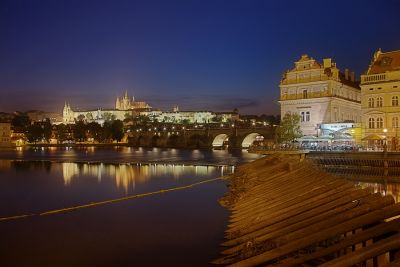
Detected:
left=115, top=91, right=151, bottom=110
left=361, top=49, right=400, bottom=149
left=63, top=103, right=130, bottom=124
left=0, top=123, right=12, bottom=147
left=63, top=92, right=239, bottom=125
left=279, top=55, right=361, bottom=136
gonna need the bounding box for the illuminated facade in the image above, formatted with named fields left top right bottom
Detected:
left=279, top=55, right=361, bottom=136
left=361, top=49, right=400, bottom=149
left=63, top=103, right=130, bottom=124
left=0, top=123, right=12, bottom=147
left=115, top=91, right=151, bottom=110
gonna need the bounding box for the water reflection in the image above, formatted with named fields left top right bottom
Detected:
left=62, top=162, right=234, bottom=193
left=356, top=182, right=400, bottom=203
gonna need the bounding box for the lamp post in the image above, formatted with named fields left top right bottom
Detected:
left=383, top=128, right=388, bottom=153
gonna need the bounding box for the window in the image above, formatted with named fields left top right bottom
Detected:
left=305, top=111, right=310, bottom=122
left=377, top=97, right=383, bottom=107
left=368, top=98, right=374, bottom=108
left=392, top=96, right=399, bottom=106
left=303, top=90, right=308, bottom=99
left=381, top=56, right=393, bottom=66
left=377, top=117, right=383, bottom=128
left=300, top=112, right=305, bottom=122
left=393, top=117, right=399, bottom=128
left=369, top=118, right=375, bottom=129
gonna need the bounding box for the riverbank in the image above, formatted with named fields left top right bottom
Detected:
left=214, top=155, right=400, bottom=266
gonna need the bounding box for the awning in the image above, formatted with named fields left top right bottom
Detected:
left=361, top=134, right=384, bottom=141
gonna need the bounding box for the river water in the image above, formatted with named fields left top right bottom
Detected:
left=0, top=147, right=262, bottom=267
left=2, top=147, right=399, bottom=266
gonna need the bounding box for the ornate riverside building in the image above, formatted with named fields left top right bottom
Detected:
left=361, top=49, right=400, bottom=149
left=279, top=55, right=361, bottom=137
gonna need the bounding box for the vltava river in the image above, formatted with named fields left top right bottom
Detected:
left=0, top=147, right=262, bottom=267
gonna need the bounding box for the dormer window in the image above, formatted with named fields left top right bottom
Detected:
left=381, top=57, right=392, bottom=66
left=303, top=90, right=308, bottom=99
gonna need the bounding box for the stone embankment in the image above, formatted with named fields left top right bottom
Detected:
left=214, top=155, right=400, bottom=266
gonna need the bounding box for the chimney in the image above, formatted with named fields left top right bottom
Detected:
left=350, top=72, right=355, bottom=82
left=345, top=69, right=349, bottom=80
left=323, top=58, right=332, bottom=69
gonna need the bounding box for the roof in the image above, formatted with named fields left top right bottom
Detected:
left=368, top=49, right=400, bottom=74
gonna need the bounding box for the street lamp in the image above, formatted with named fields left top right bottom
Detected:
left=383, top=128, right=388, bottom=152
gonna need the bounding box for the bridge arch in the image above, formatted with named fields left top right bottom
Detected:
left=241, top=133, right=264, bottom=148
left=212, top=134, right=229, bottom=148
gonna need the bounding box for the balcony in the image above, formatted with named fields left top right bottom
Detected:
left=361, top=71, right=400, bottom=84
left=280, top=76, right=329, bottom=85
left=361, top=73, right=387, bottom=84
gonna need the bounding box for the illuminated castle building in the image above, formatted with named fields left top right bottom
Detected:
left=115, top=91, right=151, bottom=110
left=279, top=55, right=362, bottom=137
left=63, top=91, right=238, bottom=125
left=63, top=91, right=151, bottom=124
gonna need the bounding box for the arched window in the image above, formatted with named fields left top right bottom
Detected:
left=393, top=117, right=399, bottom=128
left=376, top=97, right=383, bottom=107
left=368, top=98, right=374, bottom=108
left=377, top=117, right=384, bottom=128
left=369, top=118, right=375, bottom=129
left=392, top=96, right=399, bottom=106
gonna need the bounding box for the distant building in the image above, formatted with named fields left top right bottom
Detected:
left=63, top=103, right=130, bottom=124
left=279, top=54, right=361, bottom=137
left=26, top=110, right=63, bottom=124
left=0, top=123, right=12, bottom=147
left=63, top=91, right=151, bottom=124
left=155, top=110, right=214, bottom=124
left=361, top=49, right=400, bottom=149
left=115, top=91, right=151, bottom=110
left=63, top=91, right=239, bottom=125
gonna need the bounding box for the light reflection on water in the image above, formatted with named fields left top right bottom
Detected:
left=61, top=162, right=234, bottom=193
left=356, top=182, right=400, bottom=203
left=0, top=157, right=234, bottom=267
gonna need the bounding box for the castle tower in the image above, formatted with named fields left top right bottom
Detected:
left=63, top=102, right=75, bottom=124
left=116, top=97, right=121, bottom=110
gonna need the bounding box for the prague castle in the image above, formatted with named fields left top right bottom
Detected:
left=63, top=92, right=151, bottom=124
left=115, top=91, right=151, bottom=110
left=63, top=91, right=238, bottom=125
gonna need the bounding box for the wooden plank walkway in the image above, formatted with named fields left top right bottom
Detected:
left=213, top=155, right=400, bottom=266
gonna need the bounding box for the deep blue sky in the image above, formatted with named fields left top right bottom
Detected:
left=1, top=0, right=400, bottom=114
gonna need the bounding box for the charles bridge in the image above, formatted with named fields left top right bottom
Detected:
left=127, top=125, right=275, bottom=149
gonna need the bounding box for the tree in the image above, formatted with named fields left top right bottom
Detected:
left=86, top=122, right=103, bottom=142
left=110, top=120, right=124, bottom=142
left=276, top=112, right=302, bottom=144
left=56, top=124, right=72, bottom=143
left=73, top=120, right=86, bottom=142
left=103, top=112, right=116, bottom=122
left=77, top=114, right=86, bottom=122
left=11, top=114, right=31, bottom=132
left=42, top=119, right=52, bottom=142
left=26, top=123, right=43, bottom=143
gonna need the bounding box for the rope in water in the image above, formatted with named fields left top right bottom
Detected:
left=0, top=177, right=226, bottom=222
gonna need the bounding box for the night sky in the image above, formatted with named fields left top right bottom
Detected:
left=1, top=0, right=400, bottom=115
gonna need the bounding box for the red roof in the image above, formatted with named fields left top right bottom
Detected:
left=368, top=50, right=400, bottom=74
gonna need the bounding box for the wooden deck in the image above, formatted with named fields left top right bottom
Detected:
left=214, top=155, right=400, bottom=266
